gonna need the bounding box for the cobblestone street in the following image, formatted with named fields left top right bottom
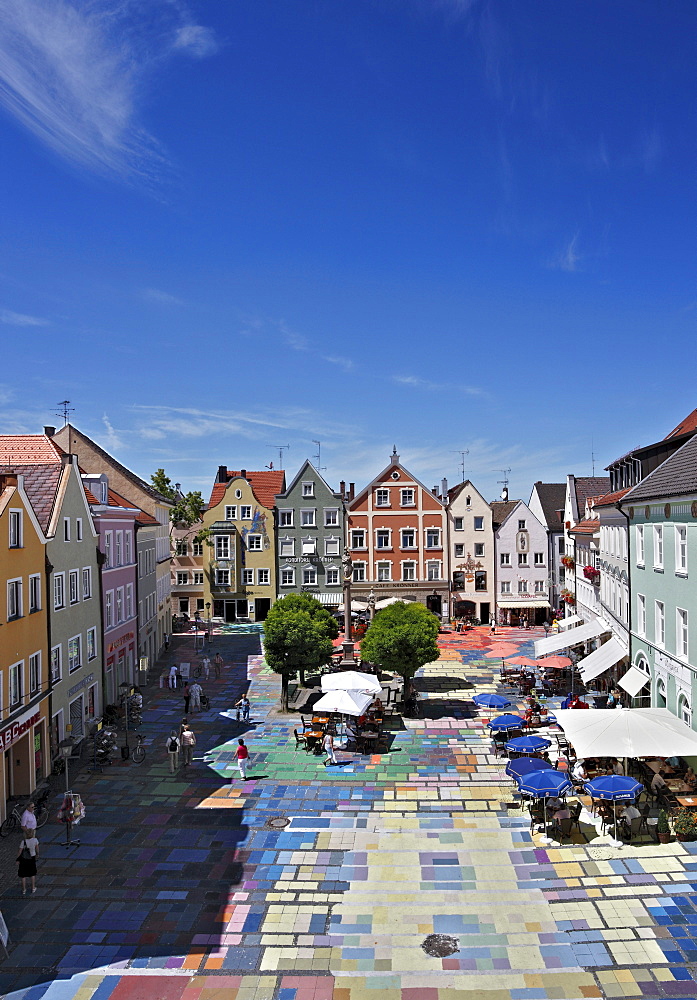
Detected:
left=1, top=626, right=697, bottom=1000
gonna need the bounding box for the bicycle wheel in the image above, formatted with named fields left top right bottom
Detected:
left=36, top=806, right=50, bottom=828
left=131, top=745, right=146, bottom=765
left=0, top=814, right=18, bottom=837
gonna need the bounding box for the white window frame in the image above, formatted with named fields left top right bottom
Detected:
left=534, top=580, right=545, bottom=593
left=29, top=573, right=41, bottom=613
left=500, top=553, right=510, bottom=566
left=351, top=529, right=366, bottom=549
left=82, top=567, right=92, bottom=600
left=76, top=517, right=83, bottom=541
left=301, top=537, right=317, bottom=556
left=653, top=525, right=663, bottom=570
left=68, top=635, right=81, bottom=673
left=324, top=508, right=339, bottom=527
left=401, top=528, right=416, bottom=550
left=215, top=569, right=230, bottom=586
left=175, top=538, right=188, bottom=557
left=375, top=489, right=390, bottom=507
left=324, top=537, right=340, bottom=556
left=126, top=583, right=133, bottom=619
left=193, top=571, right=204, bottom=585
left=280, top=567, right=295, bottom=587
left=53, top=572, right=65, bottom=611
left=302, top=482, right=315, bottom=497
left=453, top=517, right=464, bottom=531
left=518, top=580, right=528, bottom=593
left=326, top=566, right=339, bottom=586
left=376, top=561, right=391, bottom=582
left=637, top=594, right=646, bottom=637
left=215, top=535, right=230, bottom=559
left=192, top=540, right=203, bottom=557
left=676, top=525, right=688, bottom=575
left=29, top=652, right=40, bottom=696
left=115, top=530, right=123, bottom=566
left=177, top=571, right=189, bottom=585
left=9, top=660, right=23, bottom=709
left=257, top=568, right=270, bottom=586
left=69, top=570, right=79, bottom=605
left=500, top=581, right=511, bottom=594
left=225, top=505, right=237, bottom=520
left=105, top=590, right=113, bottom=628
left=240, top=505, right=252, bottom=519
left=454, top=543, right=465, bottom=557
left=279, top=537, right=295, bottom=557
left=242, top=568, right=254, bottom=585
left=425, top=528, right=441, bottom=549
left=87, top=627, right=97, bottom=661
left=474, top=516, right=484, bottom=531
left=533, top=552, right=544, bottom=566
left=677, top=608, right=688, bottom=660
left=63, top=517, right=71, bottom=542
left=300, top=509, right=316, bottom=527
left=655, top=599, right=665, bottom=648
left=636, top=524, right=645, bottom=566
left=246, top=534, right=262, bottom=551
left=104, top=531, right=112, bottom=568
left=401, top=561, right=416, bottom=582
left=116, top=587, right=124, bottom=623
left=9, top=509, right=23, bottom=548
left=278, top=509, right=293, bottom=527
left=518, top=553, right=528, bottom=566
left=375, top=528, right=392, bottom=550
left=352, top=561, right=366, bottom=582
left=474, top=543, right=484, bottom=557
left=7, top=577, right=22, bottom=620
left=302, top=565, right=317, bottom=586
left=400, top=488, right=415, bottom=507
left=426, top=560, right=441, bottom=581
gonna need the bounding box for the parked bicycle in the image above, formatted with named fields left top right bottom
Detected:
left=0, top=788, right=51, bottom=837
left=130, top=733, right=146, bottom=765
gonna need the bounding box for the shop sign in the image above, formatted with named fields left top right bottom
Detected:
left=0, top=708, right=41, bottom=752
left=107, top=632, right=135, bottom=654
left=68, top=673, right=94, bottom=698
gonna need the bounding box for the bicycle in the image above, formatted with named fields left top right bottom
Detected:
left=131, top=734, right=146, bottom=765
left=0, top=792, right=50, bottom=837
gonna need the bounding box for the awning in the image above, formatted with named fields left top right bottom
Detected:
left=497, top=600, right=550, bottom=608
left=618, top=666, right=651, bottom=698
left=553, top=707, right=697, bottom=759
left=534, top=617, right=608, bottom=657
left=315, top=593, right=342, bottom=605
left=578, top=637, right=628, bottom=684
left=558, top=614, right=583, bottom=629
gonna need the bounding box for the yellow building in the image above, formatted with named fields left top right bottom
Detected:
left=0, top=468, right=50, bottom=818
left=203, top=467, right=284, bottom=622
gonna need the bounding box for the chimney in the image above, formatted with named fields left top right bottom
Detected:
left=216, top=465, right=227, bottom=484
left=240, top=469, right=247, bottom=479
left=348, top=483, right=355, bottom=501
left=175, top=483, right=181, bottom=491
left=441, top=477, right=448, bottom=499
left=44, top=425, right=55, bottom=437
left=432, top=485, right=438, bottom=495
left=61, top=453, right=74, bottom=466
left=339, top=480, right=346, bottom=499
left=0, top=470, right=17, bottom=489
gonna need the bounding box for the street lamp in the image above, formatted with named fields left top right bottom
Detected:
left=59, top=737, right=80, bottom=848
left=206, top=602, right=211, bottom=644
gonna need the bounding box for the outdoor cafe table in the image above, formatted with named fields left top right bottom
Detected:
left=305, top=730, right=324, bottom=751
left=667, top=779, right=693, bottom=795
left=312, top=716, right=329, bottom=726
left=358, top=732, right=379, bottom=753
left=676, top=795, right=697, bottom=808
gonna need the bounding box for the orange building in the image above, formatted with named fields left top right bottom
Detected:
left=347, top=448, right=448, bottom=617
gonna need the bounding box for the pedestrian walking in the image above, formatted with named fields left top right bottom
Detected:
left=234, top=738, right=250, bottom=780
left=490, top=621, right=496, bottom=636
left=21, top=802, right=37, bottom=839
left=164, top=632, right=170, bottom=650
left=214, top=652, right=223, bottom=679
left=235, top=695, right=250, bottom=722
left=190, top=681, right=202, bottom=712
left=180, top=725, right=196, bottom=766
left=202, top=655, right=211, bottom=681
left=323, top=731, right=337, bottom=766
left=166, top=730, right=180, bottom=773
left=168, top=664, right=178, bottom=690
left=179, top=716, right=188, bottom=738
left=17, top=834, right=39, bottom=895
left=182, top=682, right=191, bottom=714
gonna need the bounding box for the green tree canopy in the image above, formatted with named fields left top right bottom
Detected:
left=360, top=601, right=440, bottom=695
left=263, top=595, right=338, bottom=710
left=150, top=469, right=207, bottom=536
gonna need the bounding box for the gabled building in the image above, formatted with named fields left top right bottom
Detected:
left=447, top=480, right=494, bottom=624
left=528, top=482, right=566, bottom=613
left=171, top=517, right=205, bottom=622
left=492, top=499, right=550, bottom=625
left=561, top=475, right=610, bottom=618
left=203, top=467, right=285, bottom=622
left=274, top=460, right=344, bottom=606
left=346, top=448, right=448, bottom=617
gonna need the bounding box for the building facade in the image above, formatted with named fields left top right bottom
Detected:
left=274, top=460, right=344, bottom=606
left=447, top=480, right=494, bottom=624
left=171, top=520, right=205, bottom=621
left=347, top=449, right=449, bottom=617
left=493, top=499, right=550, bottom=625
left=528, top=482, right=566, bottom=613
left=135, top=515, right=158, bottom=670
left=561, top=475, right=610, bottom=619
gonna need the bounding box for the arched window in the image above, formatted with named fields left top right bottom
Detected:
left=656, top=677, right=667, bottom=709
left=678, top=693, right=692, bottom=727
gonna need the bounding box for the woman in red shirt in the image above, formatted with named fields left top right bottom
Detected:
left=235, top=738, right=250, bottom=781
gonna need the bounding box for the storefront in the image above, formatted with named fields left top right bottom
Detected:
left=0, top=700, right=49, bottom=821
left=497, top=599, right=550, bottom=626
left=105, top=631, right=136, bottom=710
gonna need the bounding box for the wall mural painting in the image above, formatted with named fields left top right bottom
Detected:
left=240, top=507, right=270, bottom=565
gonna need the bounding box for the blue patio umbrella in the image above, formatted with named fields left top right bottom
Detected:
left=473, top=693, right=512, bottom=710
left=583, top=775, right=644, bottom=841
left=505, top=735, right=552, bottom=753
left=488, top=714, right=524, bottom=732
left=517, top=769, right=573, bottom=836
left=506, top=757, right=553, bottom=779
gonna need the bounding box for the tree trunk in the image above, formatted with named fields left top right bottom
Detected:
left=299, top=668, right=306, bottom=687
left=281, top=672, right=289, bottom=712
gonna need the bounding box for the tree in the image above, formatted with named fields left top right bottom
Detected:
left=360, top=601, right=440, bottom=698
left=263, top=595, right=338, bottom=710
left=150, top=469, right=208, bottom=542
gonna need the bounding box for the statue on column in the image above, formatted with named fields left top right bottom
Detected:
left=342, top=547, right=353, bottom=582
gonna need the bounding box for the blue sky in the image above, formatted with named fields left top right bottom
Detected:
left=0, top=1, right=695, bottom=502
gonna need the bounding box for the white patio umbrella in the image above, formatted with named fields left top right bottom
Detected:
left=312, top=690, right=373, bottom=716
left=554, top=707, right=697, bottom=759
left=337, top=600, right=368, bottom=612
left=321, top=670, right=382, bottom=695
left=374, top=596, right=415, bottom=609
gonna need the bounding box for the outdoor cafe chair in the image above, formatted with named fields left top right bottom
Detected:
left=553, top=817, right=573, bottom=843
left=621, top=816, right=643, bottom=842
left=294, top=729, right=309, bottom=751
left=300, top=715, right=312, bottom=732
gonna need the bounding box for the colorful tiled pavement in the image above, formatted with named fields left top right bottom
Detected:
left=2, top=627, right=697, bottom=999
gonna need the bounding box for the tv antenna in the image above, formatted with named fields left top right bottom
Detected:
left=496, top=468, right=512, bottom=491
left=312, top=440, right=327, bottom=472
left=56, top=400, right=74, bottom=426
left=268, top=444, right=289, bottom=470
left=591, top=437, right=595, bottom=476
left=451, top=449, right=469, bottom=482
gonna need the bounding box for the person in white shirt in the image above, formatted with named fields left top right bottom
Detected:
left=612, top=758, right=624, bottom=775
left=620, top=803, right=640, bottom=821
left=572, top=760, right=587, bottom=782
left=21, top=803, right=37, bottom=838
left=651, top=770, right=668, bottom=795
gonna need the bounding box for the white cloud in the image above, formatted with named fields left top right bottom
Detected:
left=392, top=374, right=483, bottom=395
left=551, top=233, right=581, bottom=273
left=172, top=25, right=218, bottom=58
left=279, top=321, right=309, bottom=352
left=141, top=287, right=185, bottom=306
left=322, top=355, right=354, bottom=373
left=0, top=307, right=49, bottom=326
left=0, top=384, right=14, bottom=405
left=0, top=0, right=216, bottom=183
left=101, top=413, right=123, bottom=451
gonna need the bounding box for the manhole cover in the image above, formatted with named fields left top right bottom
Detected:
left=421, top=934, right=459, bottom=958
left=265, top=816, right=290, bottom=830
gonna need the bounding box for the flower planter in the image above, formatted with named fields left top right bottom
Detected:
left=658, top=832, right=672, bottom=844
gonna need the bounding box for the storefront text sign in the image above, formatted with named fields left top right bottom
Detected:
left=0, top=709, right=41, bottom=751
left=107, top=632, right=135, bottom=654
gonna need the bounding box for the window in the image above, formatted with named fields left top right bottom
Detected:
left=281, top=568, right=295, bottom=587
left=105, top=591, right=113, bottom=628
left=225, top=505, right=237, bottom=520
left=175, top=539, right=188, bottom=556
left=240, top=506, right=252, bottom=519
left=9, top=661, right=23, bottom=708
left=401, top=529, right=416, bottom=549
left=678, top=694, right=692, bottom=727
left=302, top=482, right=314, bottom=497
left=326, top=567, right=339, bottom=585
left=465, top=495, right=471, bottom=507
left=215, top=535, right=230, bottom=559
left=454, top=544, right=465, bottom=557
left=177, top=572, right=189, bottom=585
left=474, top=516, right=484, bottom=530
left=215, top=569, right=230, bottom=586
left=402, top=561, right=416, bottom=581
left=192, top=540, right=203, bottom=556
left=82, top=567, right=91, bottom=599
left=677, top=608, right=688, bottom=659
left=401, top=488, right=415, bottom=506
left=104, top=531, right=112, bottom=568
left=376, top=529, right=391, bottom=549
left=653, top=525, right=663, bottom=569
left=500, top=553, right=510, bottom=566
left=454, top=517, right=464, bottom=531
left=500, top=581, right=511, bottom=594
left=351, top=529, right=366, bottom=549
left=427, top=561, right=441, bottom=581
left=279, top=509, right=293, bottom=527
left=655, top=600, right=665, bottom=647
left=280, top=537, right=295, bottom=557
left=518, top=580, right=528, bottom=593
left=676, top=525, right=688, bottom=574
left=426, top=528, right=441, bottom=548
left=534, top=552, right=544, bottom=565
left=76, top=518, right=83, bottom=541
left=325, top=537, right=340, bottom=556
left=68, top=635, right=81, bottom=672
left=636, top=524, right=645, bottom=566
left=300, top=509, right=316, bottom=527
left=324, top=508, right=339, bottom=527
left=9, top=509, right=22, bottom=547
left=474, top=543, right=484, bottom=557
left=377, top=561, right=391, bottom=581
left=518, top=553, right=528, bottom=566
left=302, top=537, right=317, bottom=555
left=51, top=646, right=62, bottom=683
left=247, top=535, right=262, bottom=551
left=352, top=562, right=366, bottom=582
left=115, top=531, right=122, bottom=566
left=87, top=628, right=97, bottom=661
left=69, top=570, right=79, bottom=604
left=126, top=584, right=133, bottom=619
left=301, top=566, right=316, bottom=586
left=474, top=570, right=486, bottom=591
left=258, top=568, right=270, bottom=585
left=375, top=489, right=390, bottom=507
left=518, top=519, right=526, bottom=530
left=27, top=574, right=40, bottom=613
left=7, top=578, right=22, bottom=619
left=116, top=588, right=123, bottom=623
left=242, top=568, right=254, bottom=585
left=534, top=580, right=545, bottom=593
left=193, top=571, right=204, bottom=585
left=53, top=573, right=65, bottom=610
left=63, top=517, right=71, bottom=541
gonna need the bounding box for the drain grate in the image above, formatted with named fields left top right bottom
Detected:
left=421, top=934, right=460, bottom=958
left=265, top=816, right=291, bottom=830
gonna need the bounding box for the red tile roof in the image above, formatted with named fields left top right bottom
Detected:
left=592, top=488, right=632, bottom=508
left=664, top=407, right=697, bottom=441
left=83, top=487, right=99, bottom=504
left=569, top=519, right=600, bottom=535
left=0, top=434, right=64, bottom=464
left=0, top=461, right=63, bottom=532
left=106, top=487, right=157, bottom=524
left=208, top=470, right=286, bottom=510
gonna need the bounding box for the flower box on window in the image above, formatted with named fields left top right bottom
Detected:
left=583, top=565, right=600, bottom=584
left=560, top=555, right=575, bottom=570
left=560, top=588, right=576, bottom=606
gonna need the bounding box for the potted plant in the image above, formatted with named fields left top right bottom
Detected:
left=673, top=808, right=697, bottom=842
left=657, top=809, right=672, bottom=844
left=583, top=565, right=600, bottom=584
left=560, top=588, right=576, bottom=606
left=561, top=555, right=575, bottom=570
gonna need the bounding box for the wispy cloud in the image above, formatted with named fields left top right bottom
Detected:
left=392, top=374, right=483, bottom=396
left=0, top=385, right=14, bottom=405
left=101, top=413, right=123, bottom=451
left=279, top=321, right=310, bottom=352
left=550, top=233, right=581, bottom=273
left=141, top=288, right=186, bottom=307
left=0, top=307, right=49, bottom=326
left=0, top=0, right=217, bottom=184
left=322, top=355, right=354, bottom=373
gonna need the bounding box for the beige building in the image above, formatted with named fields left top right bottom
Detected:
left=447, top=480, right=495, bottom=624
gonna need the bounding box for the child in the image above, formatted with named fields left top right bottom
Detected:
left=235, top=738, right=250, bottom=780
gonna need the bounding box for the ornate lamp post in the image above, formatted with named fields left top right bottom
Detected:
left=367, top=589, right=376, bottom=620
left=206, top=601, right=211, bottom=644
left=340, top=548, right=357, bottom=667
